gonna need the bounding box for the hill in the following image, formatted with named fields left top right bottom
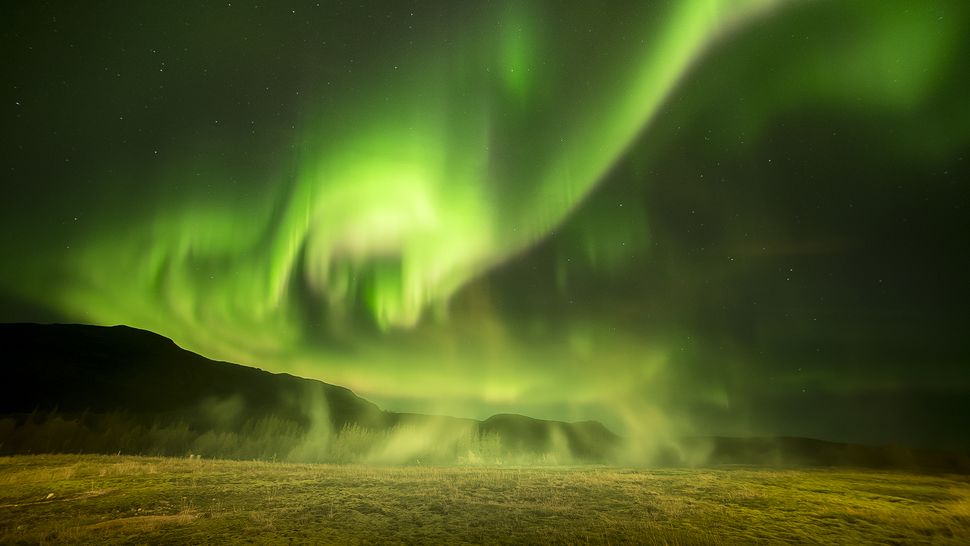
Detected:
left=0, top=323, right=619, bottom=462
left=677, top=436, right=970, bottom=474
left=2, top=323, right=966, bottom=471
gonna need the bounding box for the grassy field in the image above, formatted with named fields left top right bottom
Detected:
left=1, top=455, right=968, bottom=544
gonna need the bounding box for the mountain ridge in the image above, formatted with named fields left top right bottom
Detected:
left=0, top=322, right=620, bottom=462
left=3, top=322, right=967, bottom=472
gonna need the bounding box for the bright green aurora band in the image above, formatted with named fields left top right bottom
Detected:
left=3, top=0, right=969, bottom=450
left=69, top=2, right=771, bottom=329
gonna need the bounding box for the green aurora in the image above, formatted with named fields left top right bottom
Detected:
left=2, top=1, right=969, bottom=450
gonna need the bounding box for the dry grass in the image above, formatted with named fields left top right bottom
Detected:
left=1, top=455, right=968, bottom=544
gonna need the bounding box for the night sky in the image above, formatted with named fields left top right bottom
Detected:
left=2, top=1, right=969, bottom=452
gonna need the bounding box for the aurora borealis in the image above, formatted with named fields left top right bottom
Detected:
left=2, top=1, right=969, bottom=452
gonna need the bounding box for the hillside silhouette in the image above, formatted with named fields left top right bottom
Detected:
left=0, top=323, right=620, bottom=462
left=2, top=323, right=967, bottom=471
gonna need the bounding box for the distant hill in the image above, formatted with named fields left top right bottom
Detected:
left=674, top=436, right=970, bottom=474
left=480, top=414, right=619, bottom=461
left=0, top=322, right=386, bottom=429
left=2, top=323, right=966, bottom=471
left=0, top=323, right=620, bottom=462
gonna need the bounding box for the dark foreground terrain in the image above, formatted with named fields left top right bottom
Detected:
left=1, top=455, right=968, bottom=545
